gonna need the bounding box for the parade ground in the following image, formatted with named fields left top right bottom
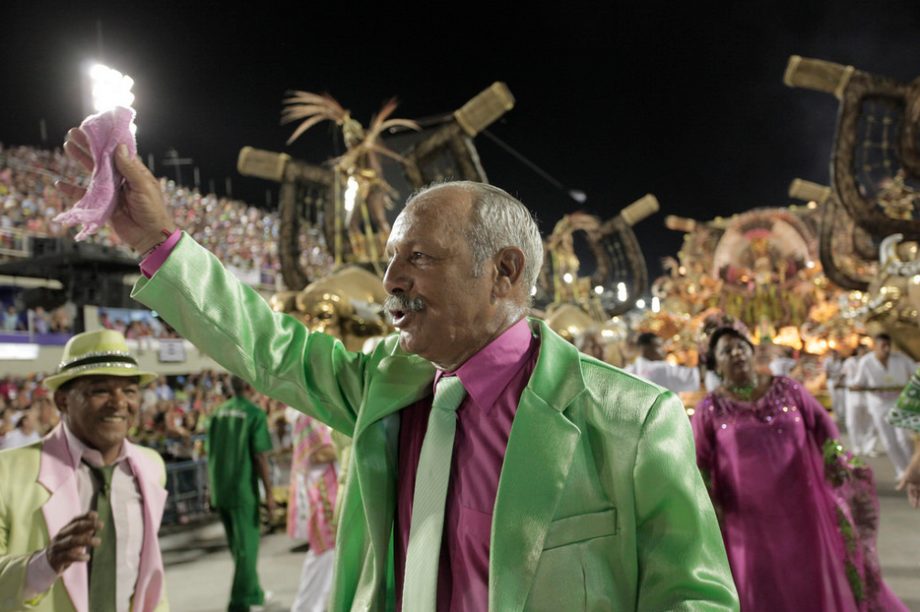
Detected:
left=161, top=438, right=920, bottom=612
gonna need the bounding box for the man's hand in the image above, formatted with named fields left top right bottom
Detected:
left=896, top=450, right=920, bottom=509
left=265, top=491, right=278, bottom=518
left=44, top=511, right=102, bottom=574
left=59, top=128, right=176, bottom=254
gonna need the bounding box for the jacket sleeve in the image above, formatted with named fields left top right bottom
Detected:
left=0, top=549, right=34, bottom=612
left=632, top=391, right=739, bottom=612
left=131, top=233, right=369, bottom=436
left=0, top=466, right=42, bottom=612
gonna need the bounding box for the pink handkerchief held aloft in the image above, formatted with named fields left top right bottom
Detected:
left=55, top=106, right=137, bottom=240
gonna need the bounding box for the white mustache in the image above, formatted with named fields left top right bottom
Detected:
left=384, top=294, right=425, bottom=321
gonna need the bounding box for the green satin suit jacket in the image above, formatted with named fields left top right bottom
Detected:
left=133, top=234, right=738, bottom=612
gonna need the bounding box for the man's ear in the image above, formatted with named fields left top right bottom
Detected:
left=53, top=389, right=69, bottom=415
left=492, top=247, right=526, bottom=298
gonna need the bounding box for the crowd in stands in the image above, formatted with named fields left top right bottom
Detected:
left=1, top=142, right=284, bottom=268
left=0, top=142, right=333, bottom=459
left=0, top=142, right=338, bottom=335
left=0, top=370, right=294, bottom=460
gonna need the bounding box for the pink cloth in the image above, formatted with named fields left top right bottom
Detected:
left=692, top=376, right=908, bottom=612
left=55, top=106, right=136, bottom=240
left=395, top=319, right=539, bottom=612
left=287, top=414, right=338, bottom=553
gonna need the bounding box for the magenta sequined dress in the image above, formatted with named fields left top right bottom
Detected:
left=692, top=376, right=908, bottom=612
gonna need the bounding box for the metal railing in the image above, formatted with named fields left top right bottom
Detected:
left=160, top=448, right=293, bottom=527
left=162, top=458, right=211, bottom=526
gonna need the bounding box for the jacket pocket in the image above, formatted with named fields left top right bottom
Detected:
left=543, top=508, right=617, bottom=550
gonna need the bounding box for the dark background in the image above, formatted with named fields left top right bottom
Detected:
left=4, top=0, right=919, bottom=279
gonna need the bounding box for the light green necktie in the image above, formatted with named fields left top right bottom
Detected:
left=402, top=376, right=467, bottom=612
left=88, top=463, right=117, bottom=612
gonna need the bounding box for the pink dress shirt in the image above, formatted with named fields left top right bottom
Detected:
left=395, top=319, right=539, bottom=612
left=139, top=228, right=182, bottom=279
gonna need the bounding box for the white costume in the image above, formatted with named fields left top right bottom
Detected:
left=625, top=357, right=700, bottom=393
left=768, top=357, right=798, bottom=377
left=852, top=351, right=918, bottom=477
left=842, top=354, right=877, bottom=456
left=704, top=370, right=721, bottom=393
left=821, top=354, right=846, bottom=420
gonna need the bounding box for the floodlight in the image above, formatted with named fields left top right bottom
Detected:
left=89, top=63, right=135, bottom=113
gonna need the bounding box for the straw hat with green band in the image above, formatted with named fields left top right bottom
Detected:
left=44, top=329, right=158, bottom=391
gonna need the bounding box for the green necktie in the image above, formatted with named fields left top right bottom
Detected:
left=402, top=376, right=467, bottom=612
left=88, top=463, right=118, bottom=612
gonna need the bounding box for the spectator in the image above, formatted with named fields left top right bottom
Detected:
left=625, top=331, right=701, bottom=393
left=0, top=411, right=41, bottom=449
left=1, top=305, right=20, bottom=331
left=30, top=306, right=50, bottom=334
left=33, top=395, right=60, bottom=435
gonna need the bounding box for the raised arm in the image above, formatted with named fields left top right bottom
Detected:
left=59, top=128, right=384, bottom=436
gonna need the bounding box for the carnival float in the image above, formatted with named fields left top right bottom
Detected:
left=784, top=56, right=920, bottom=361
left=234, top=83, right=659, bottom=358
left=229, top=60, right=920, bottom=405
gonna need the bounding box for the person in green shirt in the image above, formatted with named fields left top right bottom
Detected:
left=205, top=376, right=276, bottom=612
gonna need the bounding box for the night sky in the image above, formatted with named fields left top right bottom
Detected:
left=4, top=0, right=920, bottom=279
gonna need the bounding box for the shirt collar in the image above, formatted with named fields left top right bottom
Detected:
left=434, top=318, right=536, bottom=415
left=62, top=421, right=129, bottom=469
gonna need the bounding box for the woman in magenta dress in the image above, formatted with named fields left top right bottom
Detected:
left=691, top=316, right=908, bottom=612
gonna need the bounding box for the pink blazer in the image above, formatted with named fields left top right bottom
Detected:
left=37, top=425, right=168, bottom=612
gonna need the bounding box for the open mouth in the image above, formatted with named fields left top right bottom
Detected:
left=384, top=295, right=424, bottom=327
left=390, top=309, right=407, bottom=325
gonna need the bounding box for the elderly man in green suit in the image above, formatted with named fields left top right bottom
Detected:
left=61, top=129, right=738, bottom=612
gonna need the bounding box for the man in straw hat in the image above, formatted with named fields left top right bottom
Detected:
left=0, top=329, right=169, bottom=612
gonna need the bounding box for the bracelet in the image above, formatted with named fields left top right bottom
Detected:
left=140, top=229, right=175, bottom=259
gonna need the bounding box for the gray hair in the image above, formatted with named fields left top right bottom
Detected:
left=407, top=181, right=544, bottom=301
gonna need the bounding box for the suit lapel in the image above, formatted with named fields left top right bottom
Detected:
left=38, top=425, right=89, bottom=612
left=355, top=352, right=435, bottom=437
left=489, top=321, right=586, bottom=612
left=348, top=351, right=434, bottom=608
left=126, top=444, right=168, bottom=612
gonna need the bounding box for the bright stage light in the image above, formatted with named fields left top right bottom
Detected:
left=344, top=176, right=359, bottom=212
left=89, top=64, right=135, bottom=112
left=594, top=285, right=603, bottom=295
left=636, top=299, right=646, bottom=309
left=563, top=273, right=573, bottom=283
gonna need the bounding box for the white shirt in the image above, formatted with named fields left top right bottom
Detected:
left=852, top=352, right=918, bottom=408
left=625, top=357, right=701, bottom=393
left=769, top=357, right=798, bottom=377
left=822, top=356, right=844, bottom=388
left=25, top=423, right=145, bottom=612
left=704, top=370, right=722, bottom=392
left=842, top=355, right=862, bottom=387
